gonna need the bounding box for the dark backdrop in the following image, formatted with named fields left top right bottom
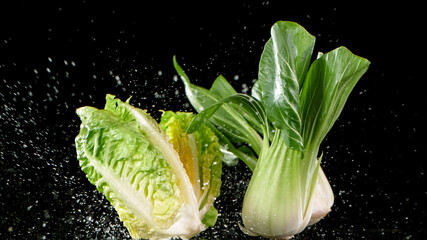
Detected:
left=1, top=1, right=425, bottom=239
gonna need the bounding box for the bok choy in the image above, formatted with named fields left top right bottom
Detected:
left=75, top=94, right=222, bottom=239
left=174, top=21, right=370, bottom=238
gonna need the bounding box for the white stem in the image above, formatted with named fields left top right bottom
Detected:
left=308, top=166, right=334, bottom=225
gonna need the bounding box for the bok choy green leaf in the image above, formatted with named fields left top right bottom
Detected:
left=173, top=56, right=260, bottom=170
left=75, top=94, right=222, bottom=240
left=174, top=20, right=370, bottom=239
left=257, top=21, right=315, bottom=151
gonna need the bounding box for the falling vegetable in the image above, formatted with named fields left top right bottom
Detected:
left=174, top=21, right=370, bottom=239
left=74, top=94, right=222, bottom=240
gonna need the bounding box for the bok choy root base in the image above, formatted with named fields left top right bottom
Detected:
left=174, top=21, right=370, bottom=239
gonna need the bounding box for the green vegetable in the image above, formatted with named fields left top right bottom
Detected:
left=257, top=21, right=315, bottom=151
left=173, top=57, right=262, bottom=170
left=174, top=21, right=369, bottom=238
left=75, top=94, right=222, bottom=239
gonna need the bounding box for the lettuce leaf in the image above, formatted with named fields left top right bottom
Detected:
left=75, top=94, right=222, bottom=239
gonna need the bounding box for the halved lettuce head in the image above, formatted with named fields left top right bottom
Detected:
left=75, top=94, right=222, bottom=239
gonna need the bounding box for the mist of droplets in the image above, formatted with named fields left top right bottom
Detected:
left=1, top=3, right=424, bottom=239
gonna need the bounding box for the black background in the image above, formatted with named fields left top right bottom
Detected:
left=1, top=1, right=425, bottom=239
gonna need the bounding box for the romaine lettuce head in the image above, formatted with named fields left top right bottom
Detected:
left=75, top=94, right=222, bottom=239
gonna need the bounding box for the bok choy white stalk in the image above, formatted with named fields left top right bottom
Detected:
left=75, top=94, right=222, bottom=239
left=174, top=21, right=370, bottom=238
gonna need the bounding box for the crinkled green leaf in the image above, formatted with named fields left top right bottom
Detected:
left=75, top=108, right=181, bottom=238
left=75, top=95, right=206, bottom=240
